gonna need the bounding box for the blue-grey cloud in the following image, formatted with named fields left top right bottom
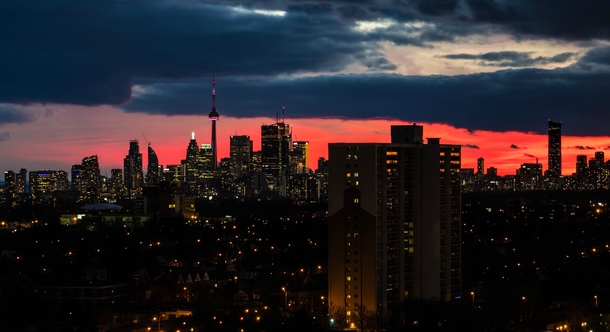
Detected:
left=441, top=51, right=576, bottom=67
left=0, top=104, right=36, bottom=126
left=123, top=47, right=610, bottom=136
left=0, top=1, right=394, bottom=106
left=0, top=132, right=10, bottom=142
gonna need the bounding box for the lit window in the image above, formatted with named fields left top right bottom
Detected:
left=347, top=276, right=351, bottom=281
left=353, top=198, right=359, bottom=203
left=354, top=173, right=359, bottom=177
left=347, top=311, right=351, bottom=316
left=347, top=294, right=351, bottom=299
left=347, top=173, right=351, bottom=177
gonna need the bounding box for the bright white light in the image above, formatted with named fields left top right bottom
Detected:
left=354, top=19, right=394, bottom=32
left=231, top=6, right=286, bottom=17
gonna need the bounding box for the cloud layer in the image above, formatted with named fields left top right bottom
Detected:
left=2, top=0, right=610, bottom=137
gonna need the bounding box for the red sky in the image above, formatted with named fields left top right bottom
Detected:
left=1, top=105, right=609, bottom=177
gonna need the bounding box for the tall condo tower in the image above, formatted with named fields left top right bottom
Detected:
left=548, top=119, right=562, bottom=177
left=209, top=71, right=220, bottom=171
left=328, top=125, right=461, bottom=324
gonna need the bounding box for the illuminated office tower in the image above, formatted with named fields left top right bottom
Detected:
left=198, top=143, right=214, bottom=180
left=548, top=120, right=562, bottom=177
left=147, top=143, right=160, bottom=185
left=182, top=132, right=200, bottom=193
left=29, top=170, right=69, bottom=194
left=124, top=140, right=144, bottom=196
left=209, top=72, right=219, bottom=172
left=261, top=121, right=291, bottom=196
left=328, top=125, right=461, bottom=324
left=4, top=171, right=15, bottom=193
left=230, top=135, right=252, bottom=177
left=16, top=168, right=27, bottom=193
left=292, top=141, right=309, bottom=173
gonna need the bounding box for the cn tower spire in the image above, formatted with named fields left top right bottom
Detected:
left=209, top=70, right=219, bottom=171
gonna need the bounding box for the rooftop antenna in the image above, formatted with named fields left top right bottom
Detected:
left=282, top=106, right=285, bottom=123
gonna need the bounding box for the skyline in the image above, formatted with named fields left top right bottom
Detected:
left=3, top=1, right=610, bottom=175
left=2, top=107, right=610, bottom=177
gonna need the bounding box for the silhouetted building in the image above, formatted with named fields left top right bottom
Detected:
left=328, top=124, right=461, bottom=324
left=209, top=71, right=219, bottom=172
left=230, top=135, right=252, bottom=178
left=146, top=143, right=160, bottom=185
left=261, top=119, right=291, bottom=196
left=124, top=140, right=143, bottom=197
left=548, top=120, right=561, bottom=177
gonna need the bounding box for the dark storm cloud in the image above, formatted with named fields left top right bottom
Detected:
left=124, top=48, right=610, bottom=136
left=510, top=144, right=520, bottom=149
left=0, top=132, right=10, bottom=142
left=441, top=51, right=576, bottom=67
left=0, top=0, right=391, bottom=106
left=462, top=144, right=479, bottom=149
left=570, top=146, right=596, bottom=150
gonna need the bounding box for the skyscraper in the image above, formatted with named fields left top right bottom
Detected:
left=209, top=71, right=219, bottom=172
left=82, top=155, right=100, bottom=200
left=4, top=171, right=15, bottom=194
left=184, top=132, right=199, bottom=187
left=261, top=121, right=291, bottom=195
left=16, top=168, right=27, bottom=194
left=292, top=141, right=310, bottom=173
left=147, top=143, right=160, bottom=185
left=230, top=135, right=252, bottom=178
left=124, top=140, right=143, bottom=196
left=477, top=157, right=484, bottom=176
left=576, top=155, right=588, bottom=174
left=328, top=125, right=461, bottom=323
left=548, top=120, right=562, bottom=177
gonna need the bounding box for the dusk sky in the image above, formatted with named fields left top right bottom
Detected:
left=3, top=0, right=610, bottom=176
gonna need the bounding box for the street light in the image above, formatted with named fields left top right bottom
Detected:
left=471, top=291, right=475, bottom=307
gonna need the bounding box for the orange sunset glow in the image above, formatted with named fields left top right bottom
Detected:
left=1, top=105, right=608, bottom=177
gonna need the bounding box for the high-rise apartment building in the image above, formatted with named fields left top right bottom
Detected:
left=4, top=171, right=15, bottom=194
left=82, top=155, right=100, bottom=198
left=16, top=168, right=27, bottom=194
left=124, top=140, right=143, bottom=196
left=548, top=120, right=562, bottom=177
left=328, top=125, right=461, bottom=324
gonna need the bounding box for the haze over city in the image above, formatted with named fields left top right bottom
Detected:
left=3, top=0, right=610, bottom=175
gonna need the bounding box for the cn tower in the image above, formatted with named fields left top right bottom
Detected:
left=209, top=70, right=219, bottom=171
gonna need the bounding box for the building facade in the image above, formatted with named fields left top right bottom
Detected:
left=328, top=125, right=461, bottom=325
